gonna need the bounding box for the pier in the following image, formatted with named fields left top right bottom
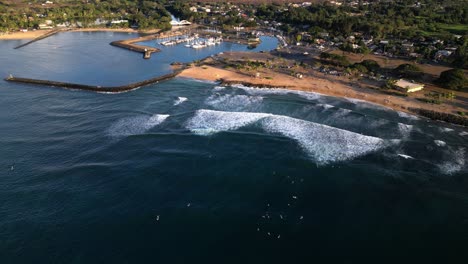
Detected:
left=4, top=70, right=183, bottom=93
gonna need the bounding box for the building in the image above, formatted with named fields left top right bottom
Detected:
left=394, top=79, right=424, bottom=93
left=170, top=20, right=191, bottom=26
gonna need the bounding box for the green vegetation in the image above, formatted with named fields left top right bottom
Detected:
left=348, top=60, right=381, bottom=76
left=394, top=64, right=423, bottom=79
left=419, top=91, right=457, bottom=104
left=437, top=24, right=468, bottom=35
left=0, top=0, right=171, bottom=32
left=319, top=52, right=350, bottom=67
left=436, top=69, right=468, bottom=91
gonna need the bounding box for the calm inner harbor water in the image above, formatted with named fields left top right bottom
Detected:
left=0, top=32, right=467, bottom=263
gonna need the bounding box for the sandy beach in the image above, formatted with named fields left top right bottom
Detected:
left=0, top=28, right=161, bottom=40
left=179, top=59, right=468, bottom=119
left=0, top=30, right=54, bottom=40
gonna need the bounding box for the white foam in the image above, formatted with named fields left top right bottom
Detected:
left=231, top=84, right=321, bottom=101
left=434, top=140, right=446, bottom=147
left=398, top=154, right=414, bottom=159
left=205, top=94, right=263, bottom=111
left=174, top=97, right=188, bottom=106
left=397, top=111, right=419, bottom=120
left=108, top=114, right=169, bottom=137
left=213, top=86, right=226, bottom=91
left=260, top=115, right=387, bottom=165
left=317, top=103, right=335, bottom=109
left=346, top=97, right=390, bottom=110
left=398, top=123, right=413, bottom=138
left=186, top=109, right=270, bottom=135
left=438, top=148, right=466, bottom=175
left=460, top=131, right=468, bottom=136
left=440, top=127, right=454, bottom=132
left=187, top=109, right=389, bottom=165
left=329, top=108, right=352, bottom=119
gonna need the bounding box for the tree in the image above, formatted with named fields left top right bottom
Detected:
left=394, top=63, right=422, bottom=78
left=436, top=69, right=468, bottom=91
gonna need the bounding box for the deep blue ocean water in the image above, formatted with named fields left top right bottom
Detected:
left=1, top=32, right=468, bottom=263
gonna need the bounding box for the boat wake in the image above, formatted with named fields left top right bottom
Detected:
left=186, top=109, right=392, bottom=165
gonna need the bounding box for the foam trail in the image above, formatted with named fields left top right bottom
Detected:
left=434, top=140, right=446, bottom=147
left=187, top=110, right=389, bottom=165
left=460, top=131, right=468, bottom=136
left=231, top=84, right=321, bottom=101
left=398, top=154, right=414, bottom=159
left=174, top=97, right=188, bottom=106
left=109, top=114, right=169, bottom=137
left=438, top=148, right=466, bottom=175
left=205, top=94, right=263, bottom=111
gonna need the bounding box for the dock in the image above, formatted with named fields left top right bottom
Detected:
left=109, top=30, right=187, bottom=59
left=4, top=70, right=184, bottom=93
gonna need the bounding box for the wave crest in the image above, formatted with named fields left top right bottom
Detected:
left=205, top=94, right=263, bottom=111
left=108, top=114, right=169, bottom=137
left=186, top=109, right=388, bottom=165
left=174, top=97, right=188, bottom=106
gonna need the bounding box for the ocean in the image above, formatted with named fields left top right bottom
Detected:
left=0, top=32, right=467, bottom=263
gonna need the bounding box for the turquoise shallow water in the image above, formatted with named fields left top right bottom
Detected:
left=0, top=32, right=468, bottom=263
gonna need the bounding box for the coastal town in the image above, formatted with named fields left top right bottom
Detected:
left=1, top=0, right=467, bottom=124
left=2, top=1, right=468, bottom=261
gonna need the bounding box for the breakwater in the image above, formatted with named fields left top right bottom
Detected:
left=409, top=108, right=468, bottom=127
left=14, top=29, right=64, bottom=49
left=4, top=70, right=182, bottom=93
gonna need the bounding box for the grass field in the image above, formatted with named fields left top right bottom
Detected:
left=437, top=24, right=468, bottom=35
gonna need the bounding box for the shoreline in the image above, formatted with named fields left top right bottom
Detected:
left=178, top=63, right=468, bottom=126
left=2, top=28, right=466, bottom=126
left=0, top=27, right=161, bottom=40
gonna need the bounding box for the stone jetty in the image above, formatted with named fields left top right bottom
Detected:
left=4, top=70, right=183, bottom=93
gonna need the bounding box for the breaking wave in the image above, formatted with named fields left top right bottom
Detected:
left=317, top=103, right=335, bottom=109
left=174, top=97, right=188, bottom=106
left=397, top=111, right=419, bottom=120
left=440, top=127, right=454, bottom=133
left=434, top=140, right=447, bottom=147
left=108, top=114, right=169, bottom=137
left=213, top=86, right=226, bottom=91
left=186, top=109, right=390, bottom=165
left=205, top=94, right=263, bottom=111
left=398, top=154, right=414, bottom=159
left=186, top=110, right=270, bottom=136
left=230, top=84, right=321, bottom=101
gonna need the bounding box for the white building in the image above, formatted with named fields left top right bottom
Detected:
left=394, top=79, right=425, bottom=93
